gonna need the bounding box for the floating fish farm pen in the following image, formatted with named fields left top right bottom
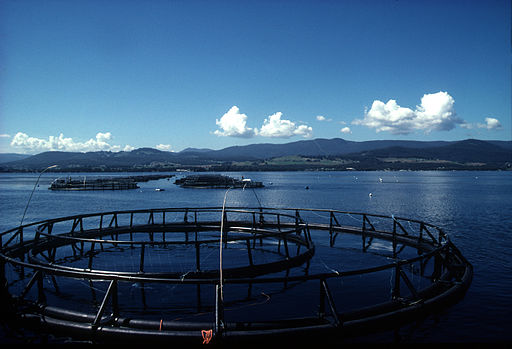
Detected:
left=0, top=207, right=472, bottom=344
left=49, top=175, right=173, bottom=191
left=175, top=175, right=264, bottom=189
left=49, top=177, right=139, bottom=191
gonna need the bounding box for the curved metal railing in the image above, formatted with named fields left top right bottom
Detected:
left=0, top=207, right=472, bottom=344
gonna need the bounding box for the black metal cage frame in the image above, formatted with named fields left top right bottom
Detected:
left=0, top=207, right=472, bottom=344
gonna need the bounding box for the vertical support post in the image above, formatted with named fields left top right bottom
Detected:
left=49, top=275, right=60, bottom=294
left=283, top=236, right=290, bottom=259
left=433, top=253, right=443, bottom=281
left=329, top=212, right=334, bottom=247
left=139, top=243, right=145, bottom=273
left=215, top=284, right=224, bottom=337
left=195, top=241, right=201, bottom=271
left=246, top=239, right=253, bottom=266
left=362, top=214, right=366, bottom=250
left=277, top=214, right=282, bottom=252
left=128, top=213, right=134, bottom=247
left=196, top=284, right=202, bottom=313
left=319, top=278, right=326, bottom=318
left=305, top=223, right=312, bottom=247
left=393, top=219, right=397, bottom=258
left=88, top=242, right=96, bottom=270
left=37, top=271, right=46, bottom=303
left=0, top=259, right=5, bottom=294
left=50, top=247, right=57, bottom=263
left=34, top=226, right=40, bottom=243
left=392, top=262, right=401, bottom=300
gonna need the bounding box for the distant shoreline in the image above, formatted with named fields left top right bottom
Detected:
left=1, top=166, right=510, bottom=173
left=1, top=138, right=510, bottom=173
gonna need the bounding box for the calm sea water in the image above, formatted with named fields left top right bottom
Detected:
left=0, top=170, right=511, bottom=343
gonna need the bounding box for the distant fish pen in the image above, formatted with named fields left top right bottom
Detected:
left=174, top=175, right=264, bottom=189
left=49, top=174, right=173, bottom=191
left=0, top=207, right=472, bottom=344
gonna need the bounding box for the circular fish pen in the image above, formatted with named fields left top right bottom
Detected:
left=0, top=207, right=472, bottom=344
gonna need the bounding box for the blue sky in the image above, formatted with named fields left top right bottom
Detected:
left=1, top=0, right=510, bottom=154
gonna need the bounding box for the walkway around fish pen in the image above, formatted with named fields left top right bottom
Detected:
left=0, top=207, right=472, bottom=344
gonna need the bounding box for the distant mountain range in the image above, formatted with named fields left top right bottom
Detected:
left=0, top=153, right=31, bottom=163
left=0, top=138, right=510, bottom=172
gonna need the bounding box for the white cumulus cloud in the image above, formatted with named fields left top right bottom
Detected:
left=258, top=112, right=313, bottom=138
left=340, top=127, right=352, bottom=134
left=479, top=117, right=502, bottom=130
left=352, top=91, right=462, bottom=134
left=214, top=106, right=313, bottom=139
left=156, top=144, right=173, bottom=151
left=461, top=117, right=502, bottom=131
left=317, top=115, right=333, bottom=122
left=10, top=132, right=134, bottom=154
left=214, top=106, right=256, bottom=138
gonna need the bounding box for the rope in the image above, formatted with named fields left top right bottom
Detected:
left=219, top=187, right=232, bottom=302
left=251, top=187, right=262, bottom=208
left=18, top=165, right=57, bottom=242
left=219, top=179, right=263, bottom=305
left=242, top=180, right=262, bottom=208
